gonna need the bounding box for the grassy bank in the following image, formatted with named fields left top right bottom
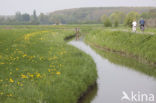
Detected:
left=0, top=26, right=97, bottom=103
left=85, top=29, right=156, bottom=75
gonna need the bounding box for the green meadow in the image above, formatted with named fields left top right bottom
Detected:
left=0, top=25, right=97, bottom=103
left=0, top=24, right=156, bottom=103
left=85, top=29, right=156, bottom=77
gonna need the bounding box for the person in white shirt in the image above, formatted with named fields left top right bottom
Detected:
left=132, top=20, right=137, bottom=32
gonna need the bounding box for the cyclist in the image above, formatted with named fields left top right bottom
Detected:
left=139, top=18, right=145, bottom=32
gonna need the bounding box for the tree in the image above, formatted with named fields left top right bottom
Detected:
left=109, top=12, right=126, bottom=26
left=104, top=18, right=112, bottom=27
left=148, top=9, right=156, bottom=18
left=31, top=10, right=39, bottom=25
left=141, top=12, right=149, bottom=19
left=124, top=12, right=140, bottom=27
left=101, top=14, right=107, bottom=23
left=110, top=12, right=119, bottom=23
left=33, top=10, right=37, bottom=20
left=22, top=13, right=30, bottom=22
left=15, top=12, right=22, bottom=22
left=0, top=16, right=5, bottom=25
left=50, top=15, right=61, bottom=25
left=38, top=13, right=50, bottom=24
left=114, top=20, right=119, bottom=27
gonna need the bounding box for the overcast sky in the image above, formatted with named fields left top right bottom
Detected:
left=0, top=0, right=156, bottom=15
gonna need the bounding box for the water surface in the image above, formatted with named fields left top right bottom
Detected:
left=69, top=40, right=156, bottom=103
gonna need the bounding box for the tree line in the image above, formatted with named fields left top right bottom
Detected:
left=0, top=7, right=156, bottom=27
left=101, top=10, right=156, bottom=27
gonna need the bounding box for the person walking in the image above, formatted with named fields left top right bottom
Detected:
left=132, top=20, right=137, bottom=32
left=139, top=18, right=145, bottom=32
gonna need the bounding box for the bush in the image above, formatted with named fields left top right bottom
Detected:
left=104, top=18, right=112, bottom=27
left=114, top=20, right=119, bottom=27
left=124, top=12, right=140, bottom=27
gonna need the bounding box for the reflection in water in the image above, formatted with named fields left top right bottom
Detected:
left=93, top=46, right=156, bottom=78
left=78, top=83, right=97, bottom=103
left=69, top=40, right=156, bottom=103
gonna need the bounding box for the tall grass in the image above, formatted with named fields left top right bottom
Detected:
left=85, top=29, right=156, bottom=77
left=86, top=30, right=156, bottom=64
left=0, top=26, right=97, bottom=103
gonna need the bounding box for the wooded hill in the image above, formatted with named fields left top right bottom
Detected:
left=49, top=7, right=156, bottom=24
left=0, top=7, right=156, bottom=25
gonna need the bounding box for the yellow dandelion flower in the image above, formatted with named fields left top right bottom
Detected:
left=0, top=92, right=4, bottom=95
left=56, top=72, right=61, bottom=75
left=0, top=80, right=3, bottom=82
left=48, top=69, right=51, bottom=72
left=20, top=83, right=23, bottom=87
left=23, top=54, right=27, bottom=58
left=9, top=78, right=14, bottom=83
left=36, top=73, right=41, bottom=78
left=21, top=74, right=28, bottom=79
left=0, top=62, right=5, bottom=65
left=16, top=68, right=19, bottom=71
left=17, top=82, right=20, bottom=85
left=39, top=57, right=43, bottom=60
left=40, top=37, right=43, bottom=40
left=29, top=74, right=34, bottom=78
left=7, top=94, right=12, bottom=97
left=17, top=82, right=23, bottom=86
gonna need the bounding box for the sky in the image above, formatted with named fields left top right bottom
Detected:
left=0, top=0, right=156, bottom=15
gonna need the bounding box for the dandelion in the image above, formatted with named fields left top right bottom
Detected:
left=0, top=79, right=3, bottom=82
left=7, top=94, right=12, bottom=97
left=17, top=82, right=23, bottom=87
left=17, top=82, right=20, bottom=85
left=40, top=37, right=43, bottom=40
left=0, top=92, right=4, bottom=95
left=9, top=78, right=14, bottom=83
left=39, top=57, right=43, bottom=60
left=36, top=73, right=41, bottom=78
left=56, top=72, right=61, bottom=75
left=0, top=62, right=5, bottom=65
left=16, top=68, right=19, bottom=71
left=21, top=74, right=28, bottom=79
left=60, top=52, right=64, bottom=55
left=29, top=74, right=34, bottom=78
left=20, top=83, right=23, bottom=87
left=48, top=69, right=51, bottom=72
left=23, top=54, right=27, bottom=58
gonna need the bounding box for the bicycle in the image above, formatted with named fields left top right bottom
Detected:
left=140, top=25, right=144, bottom=32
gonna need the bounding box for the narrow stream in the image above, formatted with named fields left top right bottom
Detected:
left=69, top=40, right=156, bottom=103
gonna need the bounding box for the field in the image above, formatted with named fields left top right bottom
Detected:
left=85, top=28, right=156, bottom=77
left=0, top=25, right=97, bottom=103
left=0, top=24, right=156, bottom=103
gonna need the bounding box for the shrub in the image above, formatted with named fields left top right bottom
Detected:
left=104, top=18, right=112, bottom=27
